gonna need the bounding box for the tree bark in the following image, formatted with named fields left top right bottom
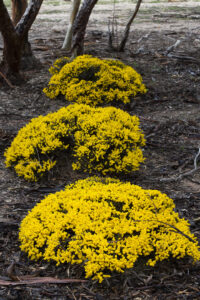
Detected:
left=0, top=0, right=22, bottom=77
left=62, top=0, right=81, bottom=50
left=71, top=0, right=98, bottom=57
left=15, top=0, right=43, bottom=37
left=0, top=0, right=43, bottom=81
left=12, top=0, right=28, bottom=26
left=12, top=0, right=33, bottom=61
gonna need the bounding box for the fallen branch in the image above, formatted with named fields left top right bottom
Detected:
left=166, top=53, right=200, bottom=64
left=0, top=276, right=86, bottom=286
left=160, top=147, right=200, bottom=183
left=137, top=32, right=151, bottom=44
left=165, top=39, right=181, bottom=54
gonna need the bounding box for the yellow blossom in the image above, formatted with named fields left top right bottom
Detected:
left=19, top=177, right=200, bottom=282
left=4, top=104, right=145, bottom=181
left=43, top=55, right=147, bottom=106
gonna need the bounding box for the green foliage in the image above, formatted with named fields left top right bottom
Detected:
left=19, top=177, right=200, bottom=282
left=4, top=104, right=145, bottom=181
left=43, top=55, right=147, bottom=106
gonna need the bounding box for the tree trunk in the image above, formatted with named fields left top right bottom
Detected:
left=0, top=0, right=43, bottom=82
left=62, top=0, right=81, bottom=51
left=71, top=0, right=98, bottom=57
left=1, top=35, right=22, bottom=79
left=108, top=0, right=142, bottom=52
left=12, top=0, right=28, bottom=25
left=0, top=0, right=22, bottom=78
left=12, top=0, right=34, bottom=67
left=118, top=0, right=142, bottom=52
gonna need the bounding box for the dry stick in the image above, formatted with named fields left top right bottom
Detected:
left=160, top=147, right=200, bottom=183
left=0, top=70, right=15, bottom=88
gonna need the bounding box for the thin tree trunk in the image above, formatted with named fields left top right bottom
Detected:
left=62, top=0, right=81, bottom=50
left=71, top=0, right=98, bottom=57
left=118, top=0, right=142, bottom=52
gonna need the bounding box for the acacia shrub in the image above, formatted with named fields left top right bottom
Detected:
left=43, top=55, right=147, bottom=106
left=19, top=177, right=200, bottom=282
left=4, top=104, right=145, bottom=181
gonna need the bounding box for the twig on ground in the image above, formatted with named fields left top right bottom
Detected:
left=160, top=147, right=200, bottom=183
left=0, top=276, right=86, bottom=286
left=0, top=71, right=15, bottom=88
left=165, top=39, right=181, bottom=54
left=137, top=32, right=151, bottom=44
left=166, top=54, right=200, bottom=63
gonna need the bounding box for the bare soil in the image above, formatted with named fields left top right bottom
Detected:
left=0, top=1, right=200, bottom=299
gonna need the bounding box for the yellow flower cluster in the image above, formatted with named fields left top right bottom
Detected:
left=4, top=104, right=145, bottom=181
left=43, top=55, right=147, bottom=106
left=48, top=56, right=70, bottom=75
left=19, top=177, right=200, bottom=283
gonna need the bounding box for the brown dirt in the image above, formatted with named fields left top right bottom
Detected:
left=0, top=1, right=200, bottom=299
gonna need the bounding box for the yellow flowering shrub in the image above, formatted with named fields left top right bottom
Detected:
left=4, top=104, right=145, bottom=181
left=43, top=55, right=147, bottom=106
left=19, top=177, right=200, bottom=283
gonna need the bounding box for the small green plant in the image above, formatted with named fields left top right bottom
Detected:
left=43, top=55, right=147, bottom=106
left=4, top=104, right=145, bottom=181
left=19, top=177, right=200, bottom=282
